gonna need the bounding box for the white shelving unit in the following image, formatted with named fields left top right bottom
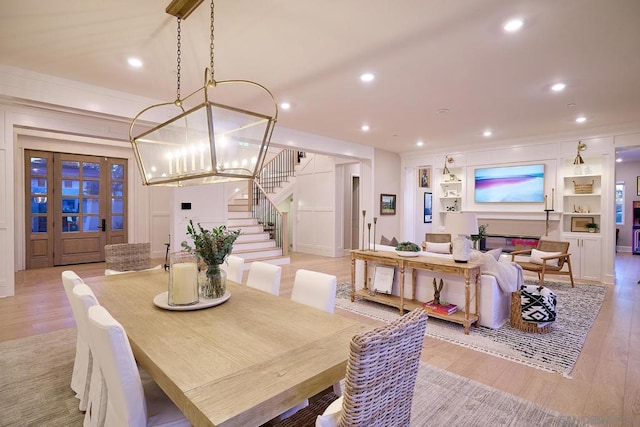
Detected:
left=438, top=168, right=463, bottom=228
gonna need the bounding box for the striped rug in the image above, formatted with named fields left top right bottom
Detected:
left=336, top=280, right=606, bottom=377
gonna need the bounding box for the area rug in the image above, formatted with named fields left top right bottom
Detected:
left=336, top=280, right=606, bottom=377
left=0, top=329, right=583, bottom=426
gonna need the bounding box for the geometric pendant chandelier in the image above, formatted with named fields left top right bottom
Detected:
left=129, top=0, right=278, bottom=186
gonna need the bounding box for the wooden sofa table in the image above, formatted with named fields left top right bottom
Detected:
left=350, top=250, right=481, bottom=334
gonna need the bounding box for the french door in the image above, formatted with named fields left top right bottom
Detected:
left=25, top=150, right=128, bottom=268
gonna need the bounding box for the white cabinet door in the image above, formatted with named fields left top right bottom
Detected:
left=563, top=234, right=601, bottom=281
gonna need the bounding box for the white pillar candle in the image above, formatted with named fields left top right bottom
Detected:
left=171, top=262, right=197, bottom=305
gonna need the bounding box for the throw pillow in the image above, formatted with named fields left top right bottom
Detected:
left=486, top=248, right=503, bottom=261
left=530, top=249, right=562, bottom=267
left=425, top=241, right=451, bottom=254
left=390, top=237, right=399, bottom=247
left=380, top=235, right=391, bottom=246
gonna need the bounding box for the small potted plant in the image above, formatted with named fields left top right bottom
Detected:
left=585, top=222, right=599, bottom=233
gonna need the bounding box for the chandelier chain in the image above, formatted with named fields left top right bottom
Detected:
left=176, top=17, right=182, bottom=102
left=209, top=0, right=215, bottom=82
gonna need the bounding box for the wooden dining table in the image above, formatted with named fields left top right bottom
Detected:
left=86, top=269, right=368, bottom=427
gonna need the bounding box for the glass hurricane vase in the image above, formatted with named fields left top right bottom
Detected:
left=198, top=263, right=227, bottom=299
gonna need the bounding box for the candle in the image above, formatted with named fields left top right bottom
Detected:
left=544, top=195, right=548, bottom=210
left=170, top=262, right=197, bottom=305
left=551, top=188, right=555, bottom=210
left=191, top=147, right=196, bottom=172
left=168, top=153, right=173, bottom=175
left=199, top=144, right=205, bottom=170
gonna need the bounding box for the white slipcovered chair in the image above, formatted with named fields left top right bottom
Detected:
left=86, top=304, right=190, bottom=427
left=245, top=261, right=282, bottom=296
left=70, top=283, right=106, bottom=427
left=220, top=255, right=245, bottom=283
left=291, top=269, right=337, bottom=314
left=61, top=270, right=91, bottom=411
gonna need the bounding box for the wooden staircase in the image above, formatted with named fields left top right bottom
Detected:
left=227, top=196, right=291, bottom=269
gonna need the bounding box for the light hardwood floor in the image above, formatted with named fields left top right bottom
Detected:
left=2, top=253, right=639, bottom=425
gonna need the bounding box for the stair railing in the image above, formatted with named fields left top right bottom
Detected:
left=252, top=180, right=289, bottom=256
left=257, top=149, right=297, bottom=193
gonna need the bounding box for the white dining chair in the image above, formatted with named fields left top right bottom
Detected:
left=221, top=255, right=245, bottom=283
left=70, top=283, right=106, bottom=427
left=86, top=304, right=190, bottom=427
left=290, top=269, right=337, bottom=314
left=61, top=270, right=91, bottom=411
left=245, top=261, right=282, bottom=296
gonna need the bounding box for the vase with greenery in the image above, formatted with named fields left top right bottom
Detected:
left=181, top=220, right=241, bottom=299
left=471, top=224, right=488, bottom=250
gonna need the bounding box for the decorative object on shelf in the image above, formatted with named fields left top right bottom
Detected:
left=573, top=141, right=587, bottom=175
left=181, top=220, right=240, bottom=299
left=380, top=193, right=397, bottom=215
left=129, top=0, right=278, bottom=187
left=585, top=222, right=599, bottom=233
left=433, top=278, right=443, bottom=305
left=446, top=212, right=478, bottom=263
left=423, top=192, right=432, bottom=223
left=367, top=223, right=372, bottom=250
left=373, top=217, right=378, bottom=251
left=395, top=241, right=421, bottom=257
left=372, top=265, right=394, bottom=294
left=442, top=155, right=454, bottom=175
left=361, top=210, right=366, bottom=250
left=418, top=167, right=430, bottom=188
left=168, top=251, right=199, bottom=306
left=573, top=180, right=594, bottom=194
left=470, top=224, right=488, bottom=250
left=573, top=205, right=590, bottom=213
left=570, top=216, right=595, bottom=233
left=445, top=190, right=459, bottom=197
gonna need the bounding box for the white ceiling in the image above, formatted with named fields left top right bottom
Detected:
left=1, top=0, right=640, bottom=155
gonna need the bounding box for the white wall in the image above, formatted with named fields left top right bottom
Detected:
left=372, top=148, right=401, bottom=243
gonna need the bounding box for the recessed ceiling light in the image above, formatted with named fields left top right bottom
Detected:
left=127, top=57, right=143, bottom=68
left=416, top=140, right=424, bottom=147
left=360, top=72, right=375, bottom=83
left=483, top=130, right=493, bottom=137
left=437, top=108, right=450, bottom=114
left=575, top=116, right=587, bottom=123
left=503, top=19, right=523, bottom=32
left=361, top=124, right=370, bottom=132
left=551, top=83, right=566, bottom=92
left=567, top=103, right=576, bottom=107
left=280, top=102, right=291, bottom=110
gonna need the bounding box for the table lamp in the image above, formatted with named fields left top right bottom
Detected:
left=446, top=212, right=479, bottom=263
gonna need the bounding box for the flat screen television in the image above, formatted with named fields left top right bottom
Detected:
left=474, top=164, right=544, bottom=203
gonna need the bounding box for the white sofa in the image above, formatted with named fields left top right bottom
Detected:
left=354, top=244, right=515, bottom=329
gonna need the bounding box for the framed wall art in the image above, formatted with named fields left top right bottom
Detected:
left=424, top=192, right=432, bottom=223
left=571, top=216, right=594, bottom=232
left=380, top=194, right=396, bottom=215
left=418, top=167, right=430, bottom=188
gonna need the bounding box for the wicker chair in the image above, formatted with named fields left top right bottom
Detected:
left=510, top=239, right=574, bottom=287
left=104, top=243, right=152, bottom=274
left=274, top=308, right=428, bottom=427
left=422, top=232, right=452, bottom=252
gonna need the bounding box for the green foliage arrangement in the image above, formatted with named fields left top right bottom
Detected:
left=396, top=241, right=421, bottom=252
left=181, top=220, right=241, bottom=266
left=471, top=223, right=488, bottom=242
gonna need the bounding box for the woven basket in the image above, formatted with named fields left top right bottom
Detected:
left=572, top=180, right=594, bottom=194
left=510, top=291, right=552, bottom=334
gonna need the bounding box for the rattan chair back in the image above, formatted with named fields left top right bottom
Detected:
left=104, top=243, right=151, bottom=272
left=424, top=233, right=451, bottom=244
left=340, top=308, right=428, bottom=426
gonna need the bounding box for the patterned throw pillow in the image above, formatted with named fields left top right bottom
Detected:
left=380, top=235, right=391, bottom=246
left=390, top=237, right=399, bottom=247
left=520, top=285, right=557, bottom=323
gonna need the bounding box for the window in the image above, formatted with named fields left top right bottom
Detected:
left=615, top=183, right=624, bottom=225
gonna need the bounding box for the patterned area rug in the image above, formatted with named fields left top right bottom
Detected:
left=336, top=280, right=606, bottom=377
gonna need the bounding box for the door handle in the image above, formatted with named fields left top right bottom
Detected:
left=98, top=218, right=106, bottom=232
